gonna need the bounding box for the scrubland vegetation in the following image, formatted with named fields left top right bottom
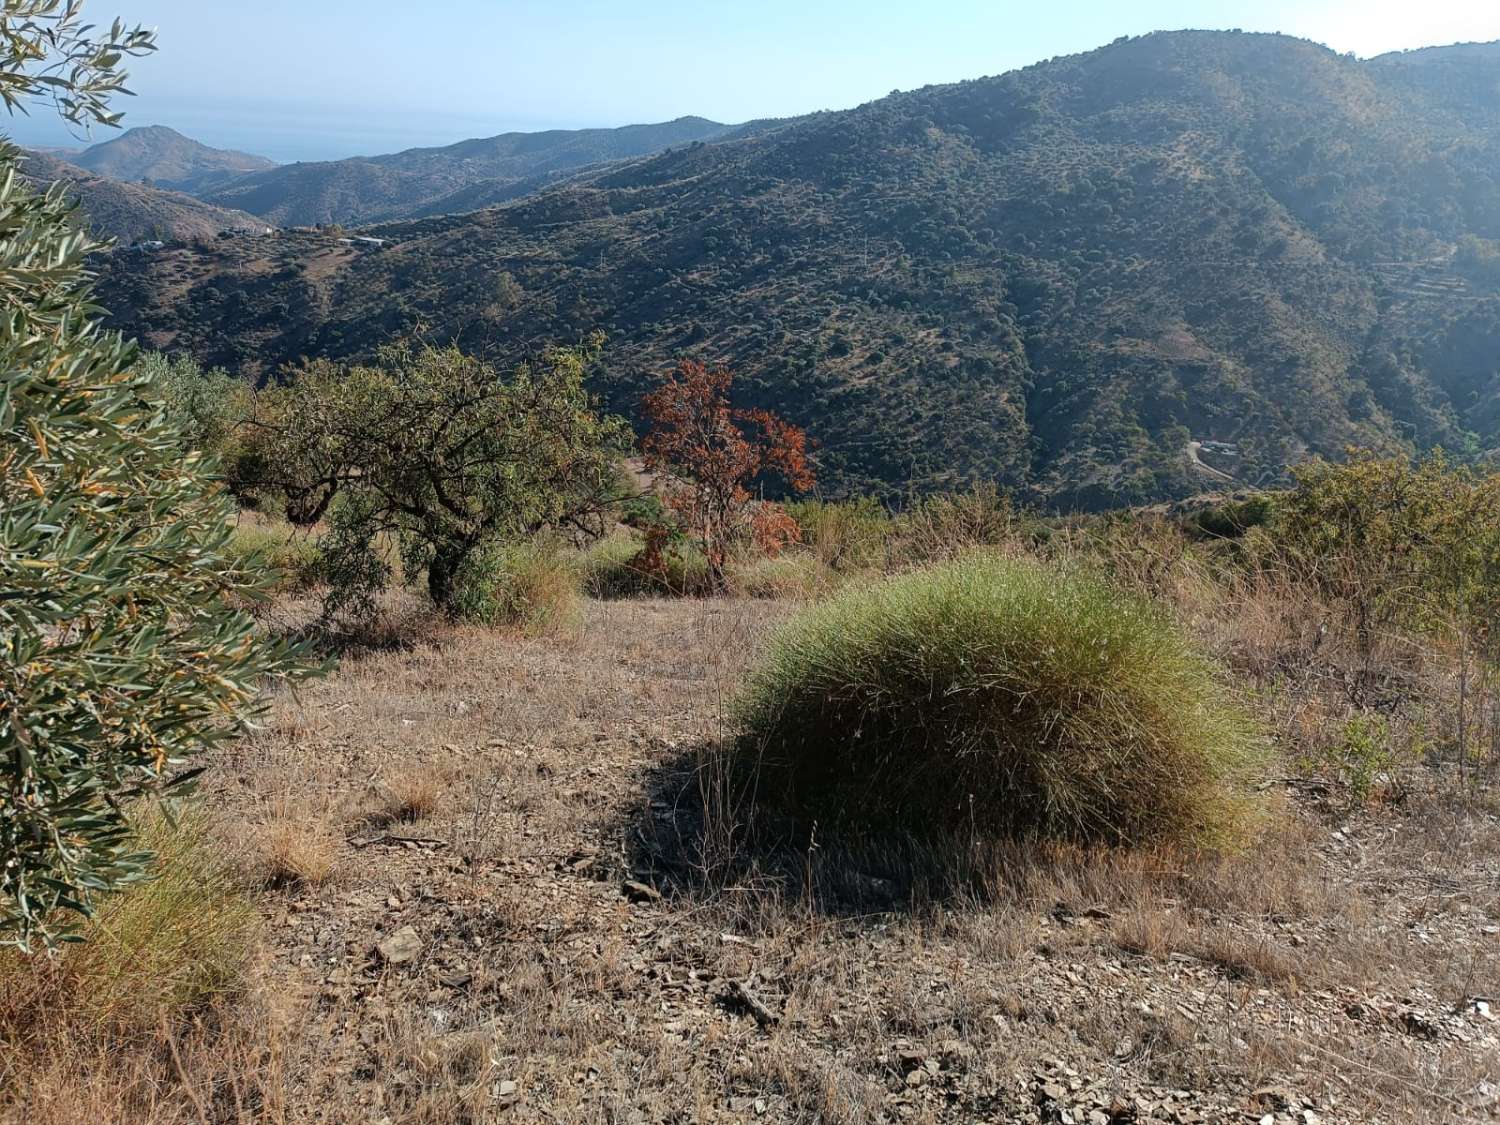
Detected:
left=11, top=399, right=1500, bottom=1119
left=5, top=4, right=1500, bottom=1122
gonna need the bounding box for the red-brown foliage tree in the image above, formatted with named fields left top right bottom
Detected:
left=641, top=360, right=814, bottom=590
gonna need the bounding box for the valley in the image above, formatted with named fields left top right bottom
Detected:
left=85, top=31, right=1500, bottom=506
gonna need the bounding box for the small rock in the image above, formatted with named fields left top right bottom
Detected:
left=376, top=925, right=422, bottom=966
left=1401, top=1010, right=1440, bottom=1040
left=1038, top=1082, right=1068, bottom=1104
left=623, top=879, right=662, bottom=903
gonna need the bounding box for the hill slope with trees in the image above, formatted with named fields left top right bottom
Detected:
left=18, top=148, right=268, bottom=241
left=198, top=116, right=758, bottom=226
left=97, top=31, right=1500, bottom=505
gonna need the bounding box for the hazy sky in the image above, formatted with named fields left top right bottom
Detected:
left=7, top=0, right=1499, bottom=162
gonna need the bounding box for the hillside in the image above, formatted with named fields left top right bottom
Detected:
left=199, top=116, right=751, bottom=226
left=17, top=149, right=269, bottom=243
left=97, top=31, right=1500, bottom=506
left=69, top=124, right=276, bottom=193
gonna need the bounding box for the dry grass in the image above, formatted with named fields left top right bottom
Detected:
left=6, top=566, right=1498, bottom=1122
left=248, top=801, right=339, bottom=890
left=0, top=809, right=286, bottom=1125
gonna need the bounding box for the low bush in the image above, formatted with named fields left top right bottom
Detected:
left=786, top=498, right=892, bottom=573
left=732, top=556, right=1264, bottom=846
left=0, top=807, right=256, bottom=1035
left=724, top=552, right=830, bottom=599
left=451, top=541, right=582, bottom=635
left=892, top=482, right=1018, bottom=565
left=1184, top=494, right=1275, bottom=541
left=226, top=518, right=323, bottom=592
left=580, top=530, right=712, bottom=598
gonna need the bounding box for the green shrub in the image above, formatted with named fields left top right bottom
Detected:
left=451, top=541, right=581, bottom=635
left=893, top=482, right=1018, bottom=565
left=1184, top=494, right=1275, bottom=541
left=724, top=552, right=830, bottom=600
left=1302, top=713, right=1419, bottom=801
left=785, top=498, right=892, bottom=573
left=225, top=520, right=323, bottom=592
left=0, top=807, right=256, bottom=1033
left=733, top=556, right=1264, bottom=846
left=580, top=531, right=712, bottom=598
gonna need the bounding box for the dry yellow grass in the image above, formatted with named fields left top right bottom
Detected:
left=0, top=809, right=284, bottom=1125
left=5, top=569, right=1497, bottom=1122
left=250, top=801, right=340, bottom=890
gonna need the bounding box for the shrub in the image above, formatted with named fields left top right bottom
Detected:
left=1184, top=494, right=1275, bottom=541
left=786, top=498, right=892, bottom=573
left=0, top=807, right=256, bottom=1036
left=580, top=530, right=712, bottom=598
left=1273, top=451, right=1500, bottom=654
left=733, top=556, right=1264, bottom=846
left=225, top=519, right=323, bottom=592
left=724, top=552, right=830, bottom=599
left=451, top=541, right=582, bottom=635
left=892, top=482, right=1018, bottom=565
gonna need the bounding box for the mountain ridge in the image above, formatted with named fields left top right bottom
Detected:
left=16, top=147, right=270, bottom=243
left=199, top=115, right=767, bottom=226
left=96, top=30, right=1500, bottom=507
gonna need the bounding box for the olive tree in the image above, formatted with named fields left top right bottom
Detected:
left=289, top=337, right=630, bottom=622
left=1, top=2, right=305, bottom=949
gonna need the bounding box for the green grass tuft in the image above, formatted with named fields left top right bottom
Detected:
left=452, top=541, right=582, bottom=635
left=732, top=555, right=1265, bottom=847
left=0, top=807, right=257, bottom=1034
left=580, top=531, right=712, bottom=598
left=226, top=520, right=323, bottom=592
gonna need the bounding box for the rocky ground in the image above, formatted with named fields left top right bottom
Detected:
left=215, top=597, right=1499, bottom=1124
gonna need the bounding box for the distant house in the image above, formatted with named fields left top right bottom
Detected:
left=137, top=240, right=165, bottom=251
left=354, top=236, right=389, bottom=248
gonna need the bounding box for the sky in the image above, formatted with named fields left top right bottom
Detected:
left=7, top=0, right=1500, bottom=162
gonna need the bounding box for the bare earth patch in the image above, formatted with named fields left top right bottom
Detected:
left=183, top=599, right=1498, bottom=1122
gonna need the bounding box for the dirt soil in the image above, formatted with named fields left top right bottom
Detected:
left=218, top=597, right=1499, bottom=1124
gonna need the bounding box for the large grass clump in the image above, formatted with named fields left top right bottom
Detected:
left=0, top=808, right=257, bottom=1035
left=733, top=556, right=1264, bottom=846
left=451, top=541, right=582, bottom=635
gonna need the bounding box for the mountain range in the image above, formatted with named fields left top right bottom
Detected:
left=67, top=124, right=277, bottom=193
left=15, top=148, right=267, bottom=243
left=93, top=31, right=1500, bottom=506
left=197, top=116, right=765, bottom=227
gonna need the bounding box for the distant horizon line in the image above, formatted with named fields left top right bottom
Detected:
left=6, top=27, right=1496, bottom=165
